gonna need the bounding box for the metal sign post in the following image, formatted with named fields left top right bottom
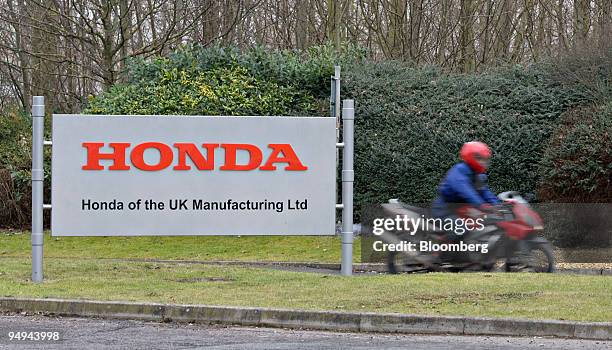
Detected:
left=331, top=66, right=341, bottom=211
left=333, top=66, right=341, bottom=148
left=340, top=99, right=355, bottom=276
left=31, top=96, right=45, bottom=282
left=30, top=92, right=355, bottom=279
left=331, top=66, right=355, bottom=276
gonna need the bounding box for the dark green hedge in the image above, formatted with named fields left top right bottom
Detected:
left=1, top=45, right=609, bottom=248
left=538, top=103, right=611, bottom=202
left=342, top=61, right=608, bottom=212
left=0, top=111, right=51, bottom=228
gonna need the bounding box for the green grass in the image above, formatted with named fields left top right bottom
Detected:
left=0, top=256, right=610, bottom=322
left=0, top=231, right=361, bottom=262
left=2, top=231, right=610, bottom=322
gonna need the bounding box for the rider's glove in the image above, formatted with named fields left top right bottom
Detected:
left=479, top=203, right=496, bottom=213
left=479, top=203, right=505, bottom=218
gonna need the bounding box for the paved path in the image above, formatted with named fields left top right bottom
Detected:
left=0, top=315, right=609, bottom=349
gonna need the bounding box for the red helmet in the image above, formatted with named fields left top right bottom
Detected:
left=460, top=141, right=491, bottom=173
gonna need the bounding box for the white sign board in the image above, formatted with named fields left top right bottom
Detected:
left=51, top=115, right=336, bottom=236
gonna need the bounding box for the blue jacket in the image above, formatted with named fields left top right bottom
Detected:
left=432, top=162, right=500, bottom=218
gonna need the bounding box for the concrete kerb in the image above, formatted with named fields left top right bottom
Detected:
left=0, top=298, right=610, bottom=340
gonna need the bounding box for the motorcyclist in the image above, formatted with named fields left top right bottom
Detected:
left=432, top=141, right=500, bottom=230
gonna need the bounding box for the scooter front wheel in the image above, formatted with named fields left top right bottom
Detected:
left=505, top=241, right=555, bottom=273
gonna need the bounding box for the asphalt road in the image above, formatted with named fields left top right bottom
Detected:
left=0, top=315, right=609, bottom=350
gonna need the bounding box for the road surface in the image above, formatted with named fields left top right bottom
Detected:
left=0, top=315, right=609, bottom=349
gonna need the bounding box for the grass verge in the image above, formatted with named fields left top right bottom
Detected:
left=0, top=257, right=610, bottom=322
left=0, top=231, right=360, bottom=262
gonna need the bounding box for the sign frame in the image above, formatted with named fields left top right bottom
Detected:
left=30, top=95, right=354, bottom=281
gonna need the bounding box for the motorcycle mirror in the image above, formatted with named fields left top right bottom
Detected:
left=523, top=193, right=536, bottom=202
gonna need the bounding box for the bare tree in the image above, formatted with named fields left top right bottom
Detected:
left=0, top=0, right=608, bottom=111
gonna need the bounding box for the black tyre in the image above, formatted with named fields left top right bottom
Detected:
left=386, top=232, right=426, bottom=274
left=505, top=242, right=555, bottom=273
left=387, top=251, right=399, bottom=274
left=387, top=250, right=427, bottom=274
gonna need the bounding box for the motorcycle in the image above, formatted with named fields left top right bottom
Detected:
left=376, top=191, right=555, bottom=273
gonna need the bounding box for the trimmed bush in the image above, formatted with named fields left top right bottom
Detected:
left=1, top=45, right=608, bottom=249
left=0, top=110, right=51, bottom=228
left=341, top=58, right=609, bottom=247
left=86, top=65, right=318, bottom=116
left=342, top=63, right=587, bottom=207
left=1, top=44, right=364, bottom=229
left=125, top=43, right=366, bottom=98
left=538, top=103, right=611, bottom=202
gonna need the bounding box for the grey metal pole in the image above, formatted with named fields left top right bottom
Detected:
left=31, top=96, right=45, bottom=283
left=332, top=66, right=342, bottom=227
left=329, top=75, right=336, bottom=119
left=341, top=99, right=354, bottom=276
left=334, top=66, right=341, bottom=132
left=334, top=66, right=341, bottom=173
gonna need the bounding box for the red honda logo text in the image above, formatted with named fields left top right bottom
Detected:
left=82, top=142, right=308, bottom=171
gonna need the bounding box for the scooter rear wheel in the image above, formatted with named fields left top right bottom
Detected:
left=505, top=242, right=555, bottom=273
left=387, top=251, right=430, bottom=274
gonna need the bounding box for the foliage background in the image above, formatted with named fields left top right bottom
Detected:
left=1, top=45, right=609, bottom=246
